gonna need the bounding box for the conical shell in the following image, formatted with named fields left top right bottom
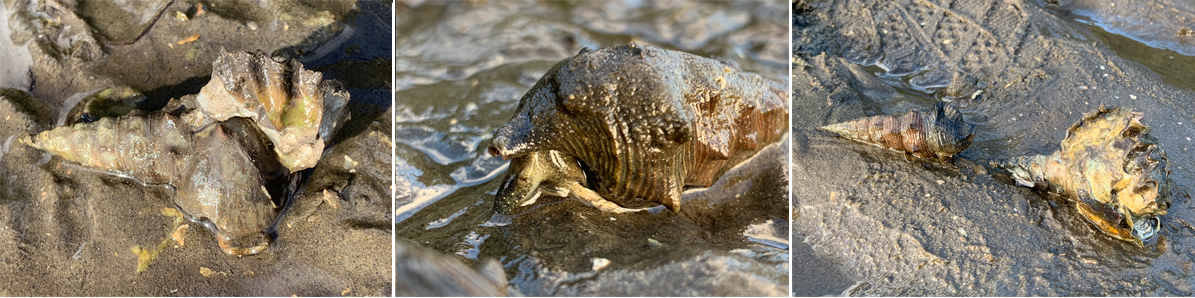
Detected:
left=487, top=42, right=789, bottom=213
left=22, top=112, right=193, bottom=184
left=997, top=105, right=1170, bottom=245
left=821, top=102, right=976, bottom=159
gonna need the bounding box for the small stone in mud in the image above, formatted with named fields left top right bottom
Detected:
left=648, top=238, right=661, bottom=247
left=199, top=267, right=227, bottom=277
left=343, top=155, right=358, bottom=173
left=323, top=189, right=341, bottom=210
left=171, top=225, right=189, bottom=248
left=591, top=258, right=611, bottom=271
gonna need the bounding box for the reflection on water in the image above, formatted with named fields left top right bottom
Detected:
left=394, top=0, right=790, bottom=295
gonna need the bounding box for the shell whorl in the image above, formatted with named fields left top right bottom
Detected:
left=21, top=112, right=193, bottom=184
left=821, top=102, right=975, bottom=159
left=996, top=105, right=1170, bottom=244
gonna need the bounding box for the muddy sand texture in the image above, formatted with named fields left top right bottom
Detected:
left=393, top=1, right=790, bottom=296
left=793, top=0, right=1195, bottom=295
left=0, top=0, right=392, bottom=296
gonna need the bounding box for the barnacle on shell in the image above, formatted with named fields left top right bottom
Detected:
left=820, top=102, right=976, bottom=159
left=996, top=105, right=1170, bottom=245
left=488, top=42, right=788, bottom=213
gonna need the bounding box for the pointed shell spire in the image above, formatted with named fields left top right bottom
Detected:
left=821, top=102, right=976, bottom=159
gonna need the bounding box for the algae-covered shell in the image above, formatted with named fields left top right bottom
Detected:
left=194, top=50, right=350, bottom=172
left=64, top=86, right=147, bottom=126
left=488, top=42, right=788, bottom=212
left=997, top=105, right=1170, bottom=245
left=820, top=102, right=976, bottom=159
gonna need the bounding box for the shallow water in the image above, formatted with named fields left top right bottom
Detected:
left=393, top=0, right=790, bottom=296
left=793, top=0, right=1195, bottom=295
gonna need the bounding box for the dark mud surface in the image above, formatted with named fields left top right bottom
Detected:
left=393, top=1, right=790, bottom=296
left=793, top=0, right=1195, bottom=295
left=0, top=0, right=392, bottom=296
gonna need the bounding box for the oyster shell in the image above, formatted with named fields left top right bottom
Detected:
left=488, top=42, right=788, bottom=213
left=194, top=50, right=350, bottom=172
left=820, top=102, right=976, bottom=159
left=996, top=105, right=1170, bottom=245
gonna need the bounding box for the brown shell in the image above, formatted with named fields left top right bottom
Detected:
left=997, top=105, right=1170, bottom=245
left=820, top=102, right=976, bottom=159
left=488, top=42, right=789, bottom=212
left=14, top=50, right=352, bottom=256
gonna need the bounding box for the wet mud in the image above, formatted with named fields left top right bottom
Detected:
left=793, top=0, right=1195, bottom=295
left=0, top=0, right=392, bottom=296
left=393, top=1, right=789, bottom=296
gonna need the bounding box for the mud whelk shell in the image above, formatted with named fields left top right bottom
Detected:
left=997, top=105, right=1170, bottom=245
left=22, top=112, right=193, bottom=184
left=820, top=102, right=976, bottom=159
left=194, top=50, right=349, bottom=172
left=21, top=112, right=282, bottom=256
left=488, top=42, right=788, bottom=213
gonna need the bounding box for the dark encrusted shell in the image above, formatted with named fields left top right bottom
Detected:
left=820, top=102, right=976, bottom=159
left=996, top=105, right=1170, bottom=245
left=488, top=42, right=789, bottom=213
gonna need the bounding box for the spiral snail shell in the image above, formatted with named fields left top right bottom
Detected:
left=19, top=50, right=350, bottom=256
left=488, top=42, right=788, bottom=214
left=820, top=102, right=976, bottom=159
left=996, top=105, right=1170, bottom=245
